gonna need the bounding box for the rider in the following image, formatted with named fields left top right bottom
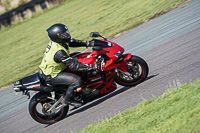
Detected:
left=39, top=23, right=96, bottom=108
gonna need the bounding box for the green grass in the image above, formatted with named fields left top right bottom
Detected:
left=79, top=79, right=200, bottom=133
left=0, top=0, right=188, bottom=88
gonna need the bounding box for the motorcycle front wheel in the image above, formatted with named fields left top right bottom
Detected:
left=29, top=92, right=69, bottom=124
left=115, top=55, right=149, bottom=86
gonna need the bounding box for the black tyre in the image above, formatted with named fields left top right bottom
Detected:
left=115, top=55, right=149, bottom=86
left=29, top=92, right=69, bottom=124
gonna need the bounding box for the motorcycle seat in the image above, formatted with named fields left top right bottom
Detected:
left=14, top=72, right=66, bottom=92
left=14, top=72, right=41, bottom=87
left=39, top=74, right=66, bottom=92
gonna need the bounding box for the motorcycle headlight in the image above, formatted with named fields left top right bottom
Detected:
left=114, top=50, right=124, bottom=57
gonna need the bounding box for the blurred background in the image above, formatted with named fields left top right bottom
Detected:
left=0, top=0, right=187, bottom=88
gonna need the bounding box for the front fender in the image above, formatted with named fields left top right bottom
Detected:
left=119, top=53, right=132, bottom=72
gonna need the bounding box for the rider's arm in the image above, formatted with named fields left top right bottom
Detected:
left=54, top=50, right=93, bottom=71
left=69, top=39, right=92, bottom=47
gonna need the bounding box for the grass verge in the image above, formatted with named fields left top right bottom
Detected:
left=0, top=0, right=188, bottom=88
left=79, top=79, right=200, bottom=133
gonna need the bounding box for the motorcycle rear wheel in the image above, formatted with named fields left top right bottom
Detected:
left=115, top=55, right=149, bottom=86
left=29, top=92, right=69, bottom=124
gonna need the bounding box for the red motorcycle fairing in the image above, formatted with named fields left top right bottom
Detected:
left=67, top=40, right=132, bottom=94
left=73, top=39, right=125, bottom=66
left=72, top=52, right=95, bottom=64
left=94, top=39, right=125, bottom=68
left=118, top=53, right=132, bottom=72
left=85, top=70, right=117, bottom=94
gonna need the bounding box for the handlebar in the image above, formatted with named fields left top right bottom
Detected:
left=88, top=39, right=114, bottom=48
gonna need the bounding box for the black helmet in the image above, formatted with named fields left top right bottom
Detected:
left=46, top=23, right=71, bottom=43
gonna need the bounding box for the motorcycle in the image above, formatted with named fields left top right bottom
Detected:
left=13, top=32, right=149, bottom=124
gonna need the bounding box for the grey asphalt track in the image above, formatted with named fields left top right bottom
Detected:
left=1, top=0, right=200, bottom=132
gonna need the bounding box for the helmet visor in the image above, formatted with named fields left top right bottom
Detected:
left=58, top=30, right=71, bottom=39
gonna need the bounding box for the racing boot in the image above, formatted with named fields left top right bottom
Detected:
left=63, top=86, right=82, bottom=108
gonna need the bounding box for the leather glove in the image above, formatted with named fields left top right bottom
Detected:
left=86, top=41, right=94, bottom=47
left=88, top=63, right=99, bottom=71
